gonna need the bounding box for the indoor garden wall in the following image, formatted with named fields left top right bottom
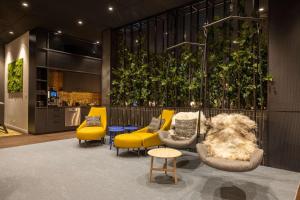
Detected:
left=110, top=0, right=271, bottom=110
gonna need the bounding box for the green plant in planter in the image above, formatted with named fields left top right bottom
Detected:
left=8, top=58, right=23, bottom=93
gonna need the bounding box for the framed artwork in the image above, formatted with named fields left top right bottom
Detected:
left=8, top=58, right=23, bottom=93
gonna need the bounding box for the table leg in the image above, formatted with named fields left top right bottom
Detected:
left=173, top=158, right=177, bottom=184
left=150, top=156, right=154, bottom=182
left=164, top=158, right=168, bottom=175
left=109, top=132, right=112, bottom=150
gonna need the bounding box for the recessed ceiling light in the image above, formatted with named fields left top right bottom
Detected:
left=135, top=39, right=139, bottom=43
left=9, top=31, right=14, bottom=35
left=259, top=8, right=264, bottom=12
left=22, top=2, right=29, bottom=7
left=108, top=6, right=114, bottom=12
left=232, top=40, right=239, bottom=44
left=77, top=20, right=83, bottom=25
left=95, top=41, right=100, bottom=44
left=54, top=30, right=62, bottom=35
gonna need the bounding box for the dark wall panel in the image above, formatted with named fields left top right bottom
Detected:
left=47, top=51, right=101, bottom=75
left=268, top=0, right=300, bottom=171
left=268, top=0, right=300, bottom=111
left=63, top=71, right=100, bottom=93
left=0, top=45, right=4, bottom=125
left=0, top=45, right=4, bottom=102
left=268, top=112, right=300, bottom=171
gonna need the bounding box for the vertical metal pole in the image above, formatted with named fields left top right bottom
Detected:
left=189, top=5, right=193, bottom=104
left=166, top=12, right=170, bottom=106
left=130, top=25, right=134, bottom=52
left=155, top=16, right=158, bottom=54
left=174, top=9, right=178, bottom=107
left=162, top=18, right=165, bottom=51
left=147, top=21, right=150, bottom=62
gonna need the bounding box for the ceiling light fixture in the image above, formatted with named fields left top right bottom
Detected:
left=95, top=41, right=100, bottom=44
left=54, top=30, right=62, bottom=35
left=22, top=2, right=29, bottom=7
left=9, top=31, right=14, bottom=35
left=259, top=7, right=264, bottom=12
left=77, top=20, right=83, bottom=25
left=108, top=6, right=114, bottom=12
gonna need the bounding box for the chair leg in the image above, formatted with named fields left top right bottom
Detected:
left=78, top=139, right=81, bottom=145
left=116, top=148, right=119, bottom=156
left=138, top=148, right=140, bottom=157
left=144, top=148, right=148, bottom=156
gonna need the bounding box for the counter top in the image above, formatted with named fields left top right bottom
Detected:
left=36, top=106, right=93, bottom=109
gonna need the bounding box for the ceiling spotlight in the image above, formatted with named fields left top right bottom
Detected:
left=22, top=2, right=29, bottom=7
left=108, top=6, right=114, bottom=12
left=9, top=31, right=14, bottom=35
left=259, top=8, right=264, bottom=12
left=95, top=41, right=100, bottom=44
left=232, top=40, right=239, bottom=44
left=54, top=30, right=62, bottom=35
left=135, top=39, right=139, bottom=43
left=77, top=20, right=83, bottom=25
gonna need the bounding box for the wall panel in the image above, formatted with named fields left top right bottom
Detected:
left=268, top=0, right=300, bottom=171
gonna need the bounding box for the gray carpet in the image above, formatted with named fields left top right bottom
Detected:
left=0, top=139, right=299, bottom=200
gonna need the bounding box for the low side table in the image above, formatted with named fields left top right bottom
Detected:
left=123, top=125, right=138, bottom=133
left=108, top=126, right=124, bottom=150
left=148, top=148, right=182, bottom=184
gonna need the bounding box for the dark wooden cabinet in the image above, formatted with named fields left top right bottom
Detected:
left=34, top=107, right=91, bottom=134
left=47, top=108, right=65, bottom=132
left=35, top=109, right=47, bottom=133
left=47, top=51, right=101, bottom=75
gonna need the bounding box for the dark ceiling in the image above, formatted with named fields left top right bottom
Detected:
left=0, top=0, right=195, bottom=45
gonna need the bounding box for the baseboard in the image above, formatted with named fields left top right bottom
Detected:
left=5, top=123, right=28, bottom=134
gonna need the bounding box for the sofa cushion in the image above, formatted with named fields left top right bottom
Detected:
left=85, top=116, right=101, bottom=127
left=148, top=117, right=165, bottom=133
left=172, top=119, right=197, bottom=140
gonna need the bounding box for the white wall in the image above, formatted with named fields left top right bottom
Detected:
left=4, top=32, right=29, bottom=133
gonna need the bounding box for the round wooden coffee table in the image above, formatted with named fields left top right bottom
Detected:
left=148, top=148, right=182, bottom=184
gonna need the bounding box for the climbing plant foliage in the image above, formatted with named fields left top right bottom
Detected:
left=110, top=21, right=271, bottom=109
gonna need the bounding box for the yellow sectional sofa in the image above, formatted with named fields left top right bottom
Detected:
left=114, top=109, right=174, bottom=155
left=76, top=107, right=107, bottom=144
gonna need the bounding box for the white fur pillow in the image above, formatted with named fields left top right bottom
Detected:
left=170, top=111, right=207, bottom=135
left=204, top=113, right=258, bottom=161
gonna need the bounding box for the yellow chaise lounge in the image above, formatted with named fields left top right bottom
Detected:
left=114, top=109, right=174, bottom=156
left=76, top=107, right=107, bottom=145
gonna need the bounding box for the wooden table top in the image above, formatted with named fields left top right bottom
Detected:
left=148, top=148, right=182, bottom=158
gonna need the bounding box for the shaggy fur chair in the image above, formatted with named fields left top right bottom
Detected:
left=203, top=113, right=258, bottom=161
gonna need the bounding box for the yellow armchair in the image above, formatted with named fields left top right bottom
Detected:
left=132, top=109, right=175, bottom=148
left=114, top=109, right=175, bottom=155
left=76, top=107, right=107, bottom=144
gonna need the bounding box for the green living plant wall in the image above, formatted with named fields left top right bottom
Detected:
left=8, top=58, right=23, bottom=93
left=110, top=21, right=271, bottom=109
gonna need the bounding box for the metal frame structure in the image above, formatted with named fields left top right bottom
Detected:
left=110, top=1, right=268, bottom=157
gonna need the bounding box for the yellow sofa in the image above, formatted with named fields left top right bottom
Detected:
left=76, top=107, right=107, bottom=144
left=114, top=109, right=174, bottom=155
